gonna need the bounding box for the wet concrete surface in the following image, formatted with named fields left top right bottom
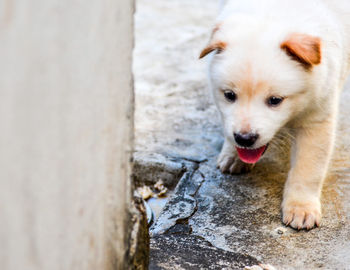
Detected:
left=134, top=0, right=350, bottom=269
left=150, top=234, right=260, bottom=270
left=151, top=153, right=350, bottom=269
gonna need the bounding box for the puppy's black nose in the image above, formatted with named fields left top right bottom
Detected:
left=234, top=133, right=259, bottom=147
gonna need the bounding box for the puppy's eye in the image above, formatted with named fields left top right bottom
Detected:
left=267, top=96, right=284, bottom=107
left=224, top=90, right=237, bottom=102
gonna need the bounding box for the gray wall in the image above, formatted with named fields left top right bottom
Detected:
left=0, top=0, right=135, bottom=269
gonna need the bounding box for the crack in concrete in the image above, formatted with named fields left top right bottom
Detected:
left=164, top=164, right=206, bottom=235
left=181, top=157, right=208, bottom=164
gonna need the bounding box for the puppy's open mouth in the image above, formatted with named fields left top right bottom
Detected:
left=236, top=145, right=268, bottom=164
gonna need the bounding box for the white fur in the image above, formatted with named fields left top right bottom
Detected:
left=204, top=0, right=350, bottom=229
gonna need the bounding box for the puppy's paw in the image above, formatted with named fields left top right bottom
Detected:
left=217, top=151, right=253, bottom=174
left=282, top=199, right=321, bottom=230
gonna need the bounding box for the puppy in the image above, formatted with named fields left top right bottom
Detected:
left=200, top=0, right=350, bottom=230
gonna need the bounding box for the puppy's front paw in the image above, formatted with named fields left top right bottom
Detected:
left=282, top=199, right=321, bottom=230
left=217, top=151, right=253, bottom=174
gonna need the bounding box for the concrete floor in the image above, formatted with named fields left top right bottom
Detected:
left=134, top=0, right=350, bottom=269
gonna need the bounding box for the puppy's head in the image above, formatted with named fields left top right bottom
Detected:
left=200, top=19, right=322, bottom=164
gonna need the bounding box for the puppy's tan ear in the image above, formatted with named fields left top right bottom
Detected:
left=199, top=23, right=226, bottom=59
left=281, top=33, right=321, bottom=69
left=199, top=41, right=227, bottom=59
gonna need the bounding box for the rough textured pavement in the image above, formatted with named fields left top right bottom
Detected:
left=134, top=0, right=350, bottom=269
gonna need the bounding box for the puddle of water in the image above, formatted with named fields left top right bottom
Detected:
left=147, top=196, right=170, bottom=220
left=145, top=191, right=173, bottom=226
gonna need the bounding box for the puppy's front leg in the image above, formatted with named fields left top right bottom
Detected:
left=282, top=119, right=336, bottom=230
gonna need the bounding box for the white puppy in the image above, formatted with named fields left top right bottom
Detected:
left=200, top=0, right=350, bottom=230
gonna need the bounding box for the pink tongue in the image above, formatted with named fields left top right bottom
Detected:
left=236, top=145, right=267, bottom=164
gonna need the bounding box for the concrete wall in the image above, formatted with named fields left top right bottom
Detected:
left=0, top=0, right=135, bottom=269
